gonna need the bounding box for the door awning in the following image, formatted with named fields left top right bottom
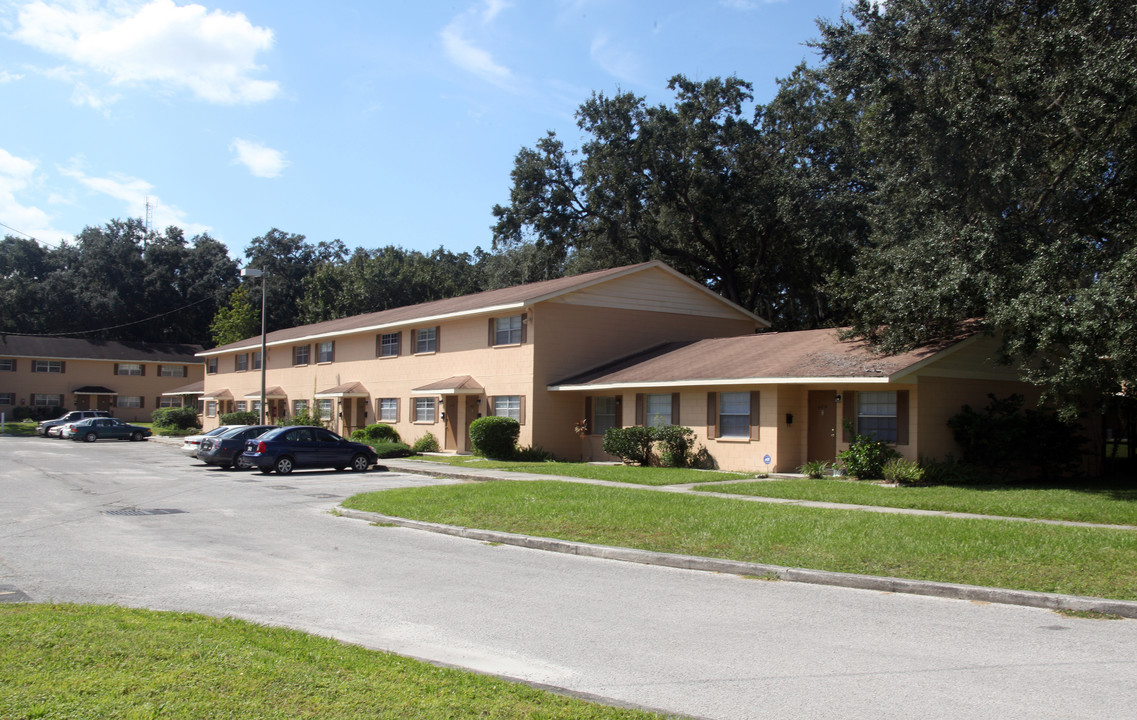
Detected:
left=200, top=388, right=233, bottom=400
left=411, top=375, right=484, bottom=395
left=73, top=386, right=117, bottom=395
left=244, top=386, right=288, bottom=400
left=162, top=381, right=203, bottom=396
left=315, top=381, right=368, bottom=398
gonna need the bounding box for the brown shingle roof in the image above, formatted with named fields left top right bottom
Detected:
left=412, top=375, right=484, bottom=394
left=200, top=261, right=762, bottom=356
left=0, top=335, right=203, bottom=363
left=549, top=328, right=971, bottom=388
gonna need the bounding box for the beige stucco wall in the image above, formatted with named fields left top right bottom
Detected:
left=0, top=357, right=204, bottom=423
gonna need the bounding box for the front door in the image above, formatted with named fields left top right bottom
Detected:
left=443, top=396, right=459, bottom=451
left=807, top=391, right=837, bottom=463
left=464, top=396, right=479, bottom=452
left=75, top=394, right=91, bottom=411
left=96, top=395, right=113, bottom=412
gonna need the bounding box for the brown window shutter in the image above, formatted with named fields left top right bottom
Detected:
left=635, top=393, right=644, bottom=426
left=375, top=335, right=382, bottom=357
left=329, top=342, right=335, bottom=363
left=518, top=396, right=526, bottom=425
left=395, top=399, right=400, bottom=423
left=896, top=390, right=910, bottom=445
left=411, top=329, right=418, bottom=352
left=614, top=396, right=623, bottom=428
left=157, top=365, right=163, bottom=376
left=521, top=313, right=528, bottom=344
left=583, top=397, right=593, bottom=435
left=671, top=393, right=680, bottom=425
left=488, top=318, right=495, bottom=346
left=114, top=363, right=119, bottom=375
left=155, top=397, right=161, bottom=409
left=140, top=396, right=145, bottom=408
left=60, top=361, right=66, bottom=373
left=750, top=391, right=761, bottom=440
left=843, top=391, right=857, bottom=442
left=141, top=364, right=146, bottom=376
left=435, top=326, right=441, bottom=351
left=486, top=396, right=495, bottom=416
left=395, top=333, right=401, bottom=356
left=706, top=392, right=717, bottom=439
left=30, top=393, right=36, bottom=404
left=183, top=365, right=188, bottom=376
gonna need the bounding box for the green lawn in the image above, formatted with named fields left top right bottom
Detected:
left=0, top=421, right=37, bottom=436
left=343, top=481, right=1137, bottom=601
left=404, top=456, right=750, bottom=486
left=0, top=604, right=664, bottom=720
left=700, top=478, right=1137, bottom=526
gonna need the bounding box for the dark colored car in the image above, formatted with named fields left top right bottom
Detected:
left=67, top=417, right=152, bottom=442
left=37, top=410, right=111, bottom=437
left=197, top=425, right=276, bottom=469
left=241, top=425, right=378, bottom=474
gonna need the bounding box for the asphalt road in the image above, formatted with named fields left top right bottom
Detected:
left=2, top=435, right=1135, bottom=719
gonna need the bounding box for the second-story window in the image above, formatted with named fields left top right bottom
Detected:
left=494, top=315, right=523, bottom=345
left=252, top=351, right=262, bottom=370
left=235, top=353, right=249, bottom=372
left=293, top=344, right=310, bottom=366
left=207, top=357, right=218, bottom=374
left=379, top=332, right=400, bottom=357
left=116, top=363, right=143, bottom=376
left=415, top=327, right=437, bottom=354
left=318, top=341, right=335, bottom=363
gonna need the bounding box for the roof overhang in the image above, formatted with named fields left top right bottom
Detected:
left=244, top=387, right=287, bottom=400
left=72, top=386, right=117, bottom=395
left=314, top=381, right=368, bottom=399
left=162, top=381, right=204, bottom=396
left=411, top=375, right=485, bottom=395
left=200, top=389, right=234, bottom=400
left=548, top=376, right=898, bottom=392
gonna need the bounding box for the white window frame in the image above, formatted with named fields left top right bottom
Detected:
left=119, top=396, right=142, bottom=409
left=317, top=398, right=333, bottom=420
left=33, top=394, right=63, bottom=407
left=158, top=396, right=180, bottom=408
left=318, top=342, right=335, bottom=364
left=414, top=397, right=435, bottom=423
left=235, top=401, right=247, bottom=412
left=493, top=395, right=521, bottom=421
left=159, top=365, right=185, bottom=378
left=294, top=345, right=310, bottom=366
left=252, top=351, right=262, bottom=370
left=293, top=399, right=309, bottom=416
left=206, top=401, right=217, bottom=417
left=0, top=392, right=15, bottom=405
left=207, top=357, right=218, bottom=374
left=718, top=392, right=751, bottom=438
left=117, top=363, right=143, bottom=376
left=0, top=359, right=13, bottom=371
left=380, top=332, right=400, bottom=357
left=645, top=393, right=672, bottom=427
left=379, top=398, right=398, bottom=422
left=415, top=327, right=437, bottom=354
left=858, top=391, right=898, bottom=443
left=592, top=396, right=617, bottom=435
left=34, top=360, right=62, bottom=373
left=494, top=315, right=522, bottom=346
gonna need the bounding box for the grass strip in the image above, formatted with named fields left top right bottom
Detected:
left=700, top=478, right=1137, bottom=526
left=343, top=481, right=1137, bottom=601
left=0, top=604, right=664, bottom=720
left=404, top=456, right=750, bottom=485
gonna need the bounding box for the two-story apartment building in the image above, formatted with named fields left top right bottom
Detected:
left=198, top=261, right=1043, bottom=472
left=0, top=336, right=204, bottom=423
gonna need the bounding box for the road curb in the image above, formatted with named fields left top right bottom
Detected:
left=338, top=507, right=1137, bottom=619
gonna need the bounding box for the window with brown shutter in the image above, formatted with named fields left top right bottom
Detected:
left=706, top=392, right=718, bottom=439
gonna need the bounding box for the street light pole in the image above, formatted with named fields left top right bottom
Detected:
left=241, top=266, right=268, bottom=424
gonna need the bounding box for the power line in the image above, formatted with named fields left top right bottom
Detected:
left=0, top=221, right=36, bottom=241
left=2, top=293, right=225, bottom=338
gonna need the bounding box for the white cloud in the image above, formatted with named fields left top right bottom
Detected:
left=440, top=0, right=515, bottom=88
left=229, top=138, right=288, bottom=178
left=58, top=161, right=210, bottom=237
left=11, top=0, right=278, bottom=104
left=0, top=147, right=69, bottom=245
left=590, top=32, right=643, bottom=84
left=0, top=70, right=24, bottom=83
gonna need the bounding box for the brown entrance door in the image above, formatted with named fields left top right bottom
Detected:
left=97, top=395, right=113, bottom=413
left=443, top=396, right=459, bottom=450
left=807, top=391, right=837, bottom=463
left=464, top=395, right=479, bottom=451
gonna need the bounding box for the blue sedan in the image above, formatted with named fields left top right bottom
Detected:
left=241, top=425, right=378, bottom=474
left=67, top=417, right=152, bottom=442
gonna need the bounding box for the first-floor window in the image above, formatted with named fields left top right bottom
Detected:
left=379, top=398, right=398, bottom=422
left=645, top=393, right=672, bottom=426
left=34, top=360, right=63, bottom=373
left=0, top=392, right=14, bottom=405
left=119, top=396, right=142, bottom=408
left=251, top=400, right=262, bottom=414
left=206, top=401, right=217, bottom=417
left=317, top=398, right=333, bottom=420
left=414, top=397, right=435, bottom=423
left=858, top=391, right=898, bottom=443
left=293, top=399, right=309, bottom=416
left=493, top=395, right=521, bottom=421
left=592, top=396, right=617, bottom=435
left=33, top=394, right=63, bottom=407
left=235, top=401, right=247, bottom=411
left=718, top=392, right=751, bottom=438
left=158, top=397, right=180, bottom=408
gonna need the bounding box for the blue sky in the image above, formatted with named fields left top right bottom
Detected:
left=1, top=0, right=855, bottom=259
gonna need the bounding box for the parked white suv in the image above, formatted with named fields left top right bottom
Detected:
left=37, top=410, right=112, bottom=437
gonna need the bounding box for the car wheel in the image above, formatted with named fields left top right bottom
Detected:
left=350, top=453, right=371, bottom=472
left=131, top=431, right=144, bottom=441
left=273, top=456, right=294, bottom=475
left=83, top=432, right=97, bottom=443
left=235, top=455, right=251, bottom=471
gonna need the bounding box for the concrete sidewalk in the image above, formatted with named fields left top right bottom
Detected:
left=364, top=456, right=1137, bottom=618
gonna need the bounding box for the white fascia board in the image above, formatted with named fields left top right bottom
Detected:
left=161, top=390, right=204, bottom=396
left=196, top=302, right=529, bottom=357
left=547, top=376, right=896, bottom=391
